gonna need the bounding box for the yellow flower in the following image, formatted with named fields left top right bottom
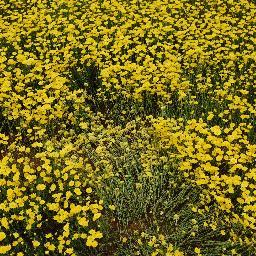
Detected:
left=122, top=237, right=128, bottom=243
left=86, top=236, right=98, bottom=248
left=210, top=126, right=222, bottom=136
left=174, top=250, right=184, bottom=256
left=32, top=240, right=40, bottom=247
left=48, top=244, right=55, bottom=251
left=74, top=188, right=82, bottom=195
left=0, top=217, right=9, bottom=229
left=109, top=205, right=116, bottom=211
left=220, top=230, right=226, bottom=235
left=194, top=247, right=201, bottom=254
left=86, top=187, right=92, bottom=193
left=65, top=248, right=74, bottom=254
left=216, top=155, right=223, bottom=161
left=167, top=244, right=173, bottom=252
left=78, top=217, right=89, bottom=227
left=207, top=113, right=214, bottom=121
left=88, top=229, right=103, bottom=239
left=79, top=122, right=88, bottom=129
left=0, top=245, right=11, bottom=254
left=191, top=207, right=197, bottom=212
left=0, top=232, right=6, bottom=241
left=36, top=184, right=46, bottom=191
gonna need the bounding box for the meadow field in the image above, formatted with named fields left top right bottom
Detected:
left=0, top=0, right=255, bottom=255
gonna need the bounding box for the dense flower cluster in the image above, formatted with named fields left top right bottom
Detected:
left=0, top=0, right=255, bottom=255
left=152, top=118, right=256, bottom=241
